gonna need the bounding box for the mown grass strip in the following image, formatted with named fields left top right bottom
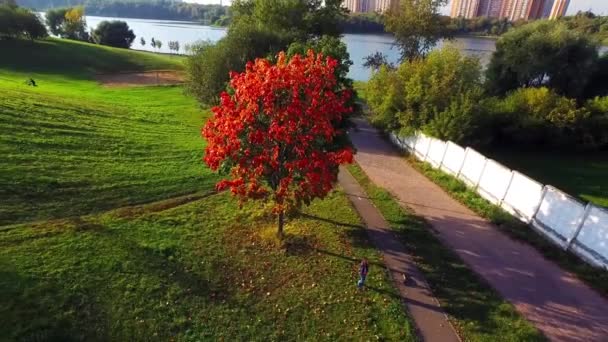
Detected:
left=407, top=157, right=608, bottom=297
left=347, top=163, right=546, bottom=341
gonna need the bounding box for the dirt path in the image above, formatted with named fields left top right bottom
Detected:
left=348, top=117, right=608, bottom=342
left=339, top=169, right=460, bottom=342
left=96, top=70, right=184, bottom=87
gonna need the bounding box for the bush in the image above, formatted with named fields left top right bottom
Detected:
left=580, top=96, right=608, bottom=149
left=91, top=21, right=135, bottom=48
left=366, top=46, right=483, bottom=143
left=482, top=87, right=596, bottom=148
left=0, top=5, right=47, bottom=40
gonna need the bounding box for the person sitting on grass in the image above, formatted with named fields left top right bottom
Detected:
left=357, top=258, right=369, bottom=289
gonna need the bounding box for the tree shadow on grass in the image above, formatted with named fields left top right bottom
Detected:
left=0, top=266, right=105, bottom=342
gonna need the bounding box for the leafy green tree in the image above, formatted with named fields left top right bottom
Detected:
left=366, top=46, right=483, bottom=143
left=150, top=37, right=156, bottom=48
left=485, top=20, right=599, bottom=99
left=45, top=7, right=67, bottom=36
left=286, top=35, right=352, bottom=90
left=140, top=37, right=145, bottom=47
left=92, top=21, right=135, bottom=48
left=0, top=5, right=47, bottom=40
left=583, top=53, right=608, bottom=99
left=363, top=52, right=392, bottom=71
left=155, top=39, right=162, bottom=50
left=385, top=0, right=449, bottom=61
left=187, top=0, right=348, bottom=105
left=45, top=6, right=88, bottom=41
left=168, top=40, right=180, bottom=53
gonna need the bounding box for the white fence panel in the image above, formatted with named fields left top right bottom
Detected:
left=532, top=187, right=586, bottom=248
left=414, top=134, right=432, bottom=160
left=427, top=138, right=447, bottom=168
left=440, top=142, right=466, bottom=176
left=458, top=148, right=486, bottom=187
left=501, top=171, right=544, bottom=223
left=571, top=206, right=608, bottom=269
left=476, top=160, right=513, bottom=205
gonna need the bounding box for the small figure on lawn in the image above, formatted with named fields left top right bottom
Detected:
left=25, top=78, right=37, bottom=87
left=357, top=258, right=369, bottom=289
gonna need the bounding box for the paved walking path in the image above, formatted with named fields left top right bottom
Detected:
left=339, top=169, right=460, bottom=342
left=349, top=117, right=608, bottom=342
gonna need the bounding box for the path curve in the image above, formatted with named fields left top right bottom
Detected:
left=349, top=117, right=608, bottom=342
left=339, top=169, right=460, bottom=342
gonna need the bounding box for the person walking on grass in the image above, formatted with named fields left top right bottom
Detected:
left=357, top=258, right=369, bottom=289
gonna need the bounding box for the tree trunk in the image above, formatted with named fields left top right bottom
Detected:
left=277, top=211, right=284, bottom=237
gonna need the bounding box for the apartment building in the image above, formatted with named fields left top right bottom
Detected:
left=343, top=0, right=396, bottom=14
left=450, top=0, right=569, bottom=20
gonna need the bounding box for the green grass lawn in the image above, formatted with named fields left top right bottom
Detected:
left=483, top=148, right=608, bottom=208
left=0, top=38, right=415, bottom=340
left=0, top=190, right=414, bottom=340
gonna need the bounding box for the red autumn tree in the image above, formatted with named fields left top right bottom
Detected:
left=203, top=50, right=353, bottom=235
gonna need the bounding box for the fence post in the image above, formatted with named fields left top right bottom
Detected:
left=411, top=132, right=418, bottom=156
left=438, top=141, right=449, bottom=169
left=474, top=158, right=488, bottom=190
left=498, top=171, right=516, bottom=206
left=423, top=136, right=432, bottom=162
left=530, top=186, right=549, bottom=224
left=566, top=203, right=592, bottom=251
left=456, top=147, right=469, bottom=179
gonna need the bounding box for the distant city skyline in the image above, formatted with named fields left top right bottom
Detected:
left=183, top=0, right=608, bottom=16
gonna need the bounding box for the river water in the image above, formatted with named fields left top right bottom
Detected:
left=83, top=15, right=497, bottom=81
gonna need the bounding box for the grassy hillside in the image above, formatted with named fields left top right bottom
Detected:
left=0, top=39, right=208, bottom=225
left=1, top=38, right=183, bottom=76
left=0, top=38, right=414, bottom=340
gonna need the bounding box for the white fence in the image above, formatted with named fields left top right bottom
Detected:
left=390, top=131, right=608, bottom=270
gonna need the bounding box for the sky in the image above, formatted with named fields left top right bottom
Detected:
left=184, top=0, right=608, bottom=16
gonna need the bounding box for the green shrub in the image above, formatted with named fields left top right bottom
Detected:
left=579, top=96, right=608, bottom=148
left=365, top=46, right=483, bottom=143
left=481, top=87, right=601, bottom=148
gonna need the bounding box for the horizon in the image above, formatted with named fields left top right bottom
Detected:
left=183, top=0, right=608, bottom=16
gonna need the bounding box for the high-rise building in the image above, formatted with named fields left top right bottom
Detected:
left=450, top=0, right=481, bottom=19
left=477, top=0, right=504, bottom=18
left=548, top=0, right=569, bottom=19
left=343, top=0, right=396, bottom=13
left=451, top=0, right=568, bottom=20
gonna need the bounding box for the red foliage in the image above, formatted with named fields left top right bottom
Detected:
left=203, top=50, right=353, bottom=214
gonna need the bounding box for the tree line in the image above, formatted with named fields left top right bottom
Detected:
left=16, top=0, right=228, bottom=24
left=365, top=0, right=608, bottom=151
